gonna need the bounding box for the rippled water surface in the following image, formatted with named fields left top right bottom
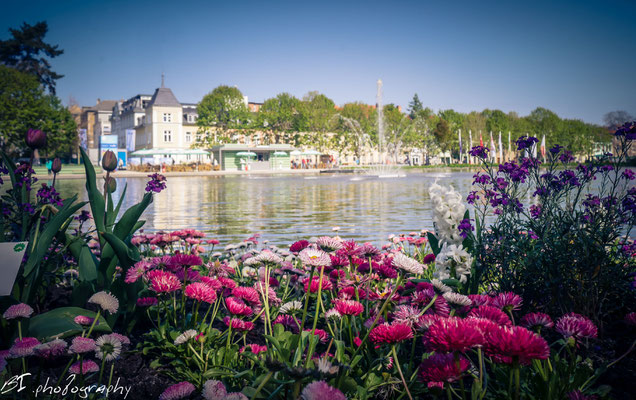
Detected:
left=54, top=172, right=479, bottom=245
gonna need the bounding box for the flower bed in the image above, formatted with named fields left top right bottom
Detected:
left=1, top=126, right=635, bottom=399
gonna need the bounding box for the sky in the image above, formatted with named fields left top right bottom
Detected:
left=1, top=0, right=635, bottom=124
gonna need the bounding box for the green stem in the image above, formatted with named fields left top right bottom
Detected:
left=300, top=265, right=316, bottom=330
left=85, top=310, right=101, bottom=337
left=392, top=345, right=413, bottom=400
left=252, top=371, right=274, bottom=399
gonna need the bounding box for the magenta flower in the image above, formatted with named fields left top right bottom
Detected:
left=370, top=323, right=413, bottom=344
left=223, top=317, right=254, bottom=332
left=34, top=339, right=67, bottom=359
left=303, top=277, right=334, bottom=293
left=159, top=381, right=195, bottom=400
left=240, top=344, right=267, bottom=355
left=418, top=352, right=469, bottom=388
left=226, top=297, right=253, bottom=316
left=232, top=286, right=261, bottom=306
left=3, top=303, right=34, bottom=320
left=185, top=282, right=217, bottom=304
left=273, top=315, right=300, bottom=333
left=69, top=359, right=99, bottom=375
left=304, top=328, right=329, bottom=343
left=74, top=315, right=95, bottom=326
left=555, top=313, right=598, bottom=341
left=290, top=240, right=310, bottom=253
left=301, top=381, right=346, bottom=400
left=485, top=325, right=550, bottom=365
left=521, top=312, right=554, bottom=330
left=468, top=305, right=511, bottom=326
left=491, top=292, right=523, bottom=312
left=425, top=317, right=485, bottom=353
left=333, top=299, right=364, bottom=316
left=9, top=337, right=41, bottom=358
left=199, top=276, right=223, bottom=291
left=136, top=297, right=158, bottom=307
left=147, top=270, right=181, bottom=293
left=166, top=254, right=203, bottom=268
left=468, top=294, right=492, bottom=307
left=625, top=312, right=636, bottom=327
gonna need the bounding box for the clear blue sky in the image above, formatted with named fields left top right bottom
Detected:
left=2, top=0, right=635, bottom=124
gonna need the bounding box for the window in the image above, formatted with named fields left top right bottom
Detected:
left=164, top=130, right=172, bottom=142
left=163, top=113, right=171, bottom=122
left=185, top=133, right=191, bottom=143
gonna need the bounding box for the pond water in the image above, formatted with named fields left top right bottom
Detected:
left=54, top=172, right=479, bottom=246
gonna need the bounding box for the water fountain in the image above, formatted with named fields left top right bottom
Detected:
left=363, top=79, right=406, bottom=178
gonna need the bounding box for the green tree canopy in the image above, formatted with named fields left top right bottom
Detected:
left=259, top=93, right=302, bottom=144
left=0, top=21, right=63, bottom=94
left=196, top=85, right=248, bottom=145
left=297, top=91, right=336, bottom=150
left=408, top=93, right=423, bottom=119
left=0, top=65, right=76, bottom=157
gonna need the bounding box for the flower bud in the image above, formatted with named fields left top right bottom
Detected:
left=25, top=129, right=47, bottom=150
left=101, top=151, right=117, bottom=172
left=104, top=176, right=117, bottom=193
left=51, top=158, right=62, bottom=174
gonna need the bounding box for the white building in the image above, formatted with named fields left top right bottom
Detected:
left=111, top=94, right=152, bottom=149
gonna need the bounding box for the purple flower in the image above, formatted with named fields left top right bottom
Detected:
left=74, top=210, right=91, bottom=222
left=559, top=150, right=575, bottom=163
left=466, top=191, right=479, bottom=204
left=458, top=219, right=473, bottom=238
left=473, top=173, right=490, bottom=185
left=622, top=169, right=635, bottom=180
left=614, top=121, right=636, bottom=140
left=37, top=183, right=63, bottom=206
left=549, top=145, right=563, bottom=154
left=469, top=146, right=489, bottom=159
left=515, top=135, right=539, bottom=151
left=26, top=129, right=47, bottom=150
left=145, top=173, right=167, bottom=193
left=529, top=204, right=542, bottom=219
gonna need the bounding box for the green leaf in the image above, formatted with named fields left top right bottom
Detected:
left=101, top=231, right=141, bottom=269
left=427, top=231, right=440, bottom=255
left=78, top=244, right=97, bottom=282
left=23, top=195, right=83, bottom=276
left=112, top=183, right=128, bottom=223
left=80, top=147, right=106, bottom=235
left=0, top=149, right=17, bottom=187
left=28, top=307, right=111, bottom=340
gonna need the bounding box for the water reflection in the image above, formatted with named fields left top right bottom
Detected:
left=54, top=173, right=480, bottom=245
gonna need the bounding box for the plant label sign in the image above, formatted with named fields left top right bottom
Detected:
left=0, top=242, right=27, bottom=296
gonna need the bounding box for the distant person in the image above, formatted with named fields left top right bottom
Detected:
left=46, top=159, right=52, bottom=175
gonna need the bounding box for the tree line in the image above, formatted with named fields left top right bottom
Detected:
left=196, top=87, right=619, bottom=161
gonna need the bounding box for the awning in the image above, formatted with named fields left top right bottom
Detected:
left=272, top=151, right=288, bottom=156
left=131, top=148, right=210, bottom=156
left=290, top=150, right=302, bottom=156
left=236, top=151, right=257, bottom=157
left=301, top=150, right=321, bottom=156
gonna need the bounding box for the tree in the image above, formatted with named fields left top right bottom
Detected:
left=333, top=102, right=377, bottom=159
left=433, top=119, right=452, bottom=152
left=0, top=65, right=77, bottom=157
left=297, top=91, right=336, bottom=151
left=408, top=94, right=423, bottom=119
left=196, top=85, right=248, bottom=146
left=603, top=110, right=633, bottom=131
left=259, top=93, right=302, bottom=144
left=463, top=111, right=487, bottom=142
left=383, top=104, right=414, bottom=163
left=0, top=21, right=63, bottom=94
left=412, top=110, right=439, bottom=164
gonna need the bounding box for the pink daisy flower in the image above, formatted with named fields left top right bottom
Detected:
left=491, top=292, right=523, bottom=312
left=299, top=248, right=331, bottom=267
left=468, top=294, right=492, bottom=307
left=303, top=277, right=334, bottom=293
left=223, top=317, right=254, bottom=332
left=393, top=305, right=421, bottom=328
left=232, top=286, right=261, bottom=306
left=289, top=240, right=310, bottom=253
left=485, top=325, right=550, bottom=365
left=555, top=313, right=597, bottom=341
left=240, top=344, right=267, bottom=355
left=69, top=359, right=99, bottom=375
left=9, top=337, right=41, bottom=358
left=34, top=339, right=67, bottom=359
left=418, top=352, right=469, bottom=388
left=226, top=297, right=253, bottom=316
left=333, top=299, right=364, bottom=316
left=3, top=303, right=34, bottom=320
left=199, top=276, right=223, bottom=291
left=74, top=315, right=95, bottom=325
left=147, top=270, right=181, bottom=293
left=273, top=315, right=300, bottom=333
left=369, top=323, right=413, bottom=344
left=217, top=276, right=237, bottom=289
left=468, top=305, right=511, bottom=326
left=301, top=381, right=346, bottom=400
left=69, top=337, right=96, bottom=354
left=304, top=328, right=329, bottom=343
left=185, top=282, right=217, bottom=303
left=159, top=381, right=196, bottom=400
left=520, top=312, right=554, bottom=330
left=425, top=317, right=485, bottom=353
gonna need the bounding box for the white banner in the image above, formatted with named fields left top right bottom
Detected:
left=126, top=129, right=135, bottom=152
